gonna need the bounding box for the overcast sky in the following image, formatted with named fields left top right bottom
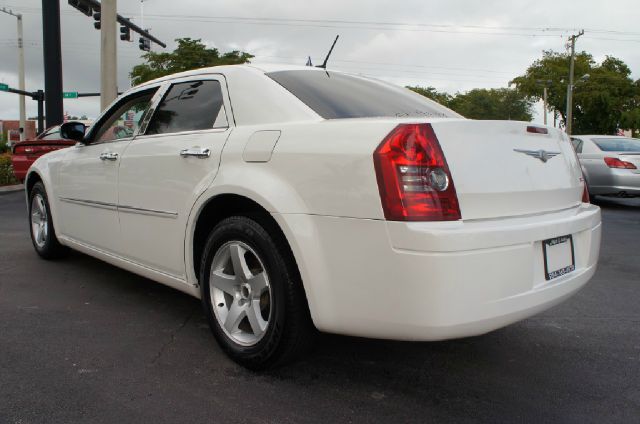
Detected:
left=0, top=0, right=639, bottom=125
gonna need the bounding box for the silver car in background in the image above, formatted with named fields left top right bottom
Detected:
left=571, top=135, right=640, bottom=197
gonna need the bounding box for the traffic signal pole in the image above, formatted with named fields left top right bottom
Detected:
left=41, top=0, right=64, bottom=128
left=1, top=7, right=27, bottom=140
left=17, top=14, right=26, bottom=140
left=100, top=0, right=118, bottom=109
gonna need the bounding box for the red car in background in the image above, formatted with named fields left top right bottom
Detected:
left=11, top=125, right=76, bottom=182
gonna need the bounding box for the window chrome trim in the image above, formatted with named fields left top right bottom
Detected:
left=133, top=126, right=230, bottom=141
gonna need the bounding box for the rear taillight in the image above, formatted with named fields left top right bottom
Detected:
left=604, top=157, right=637, bottom=169
left=373, top=124, right=461, bottom=221
left=582, top=179, right=590, bottom=203
left=13, top=146, right=25, bottom=154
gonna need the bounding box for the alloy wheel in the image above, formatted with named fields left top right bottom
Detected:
left=31, top=194, right=48, bottom=248
left=209, top=241, right=272, bottom=346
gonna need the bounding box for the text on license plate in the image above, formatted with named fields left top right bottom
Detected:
left=542, top=235, right=575, bottom=281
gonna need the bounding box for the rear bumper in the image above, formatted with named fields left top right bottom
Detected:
left=589, top=170, right=640, bottom=196
left=280, top=204, right=601, bottom=341
left=10, top=155, right=31, bottom=182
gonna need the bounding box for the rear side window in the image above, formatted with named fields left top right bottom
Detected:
left=592, top=137, right=640, bottom=152
left=146, top=80, right=227, bottom=135
left=267, top=70, right=458, bottom=120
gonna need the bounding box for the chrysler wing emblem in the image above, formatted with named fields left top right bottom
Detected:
left=513, top=149, right=561, bottom=163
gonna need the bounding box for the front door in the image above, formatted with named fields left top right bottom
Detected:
left=117, top=76, right=232, bottom=277
left=57, top=87, right=159, bottom=253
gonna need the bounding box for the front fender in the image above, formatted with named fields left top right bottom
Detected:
left=24, top=151, right=66, bottom=239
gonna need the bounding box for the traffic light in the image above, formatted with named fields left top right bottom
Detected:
left=120, top=25, right=131, bottom=41
left=93, top=12, right=101, bottom=30
left=139, top=37, right=150, bottom=52
left=68, top=0, right=92, bottom=17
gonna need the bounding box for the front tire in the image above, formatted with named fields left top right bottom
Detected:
left=28, top=182, right=68, bottom=259
left=200, top=216, right=315, bottom=369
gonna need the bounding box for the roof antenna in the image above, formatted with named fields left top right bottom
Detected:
left=317, top=35, right=339, bottom=69
left=305, top=56, right=313, bottom=67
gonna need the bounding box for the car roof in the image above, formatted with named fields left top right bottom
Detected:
left=573, top=135, right=630, bottom=139
left=136, top=63, right=327, bottom=88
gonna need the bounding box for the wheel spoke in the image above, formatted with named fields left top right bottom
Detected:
left=224, top=302, right=246, bottom=333
left=37, top=197, right=46, bottom=217
left=246, top=300, right=268, bottom=336
left=210, top=270, right=237, bottom=295
left=229, top=243, right=251, bottom=282
left=249, top=272, right=268, bottom=296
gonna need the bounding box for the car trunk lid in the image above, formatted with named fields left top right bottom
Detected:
left=430, top=120, right=583, bottom=220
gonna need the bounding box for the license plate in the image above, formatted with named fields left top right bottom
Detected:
left=542, top=235, right=575, bottom=281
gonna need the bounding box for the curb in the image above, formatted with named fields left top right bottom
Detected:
left=0, top=184, right=24, bottom=194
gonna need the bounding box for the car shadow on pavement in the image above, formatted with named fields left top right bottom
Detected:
left=20, top=237, right=634, bottom=423
left=591, top=195, right=640, bottom=210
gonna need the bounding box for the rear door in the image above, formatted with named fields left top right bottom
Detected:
left=117, top=75, right=232, bottom=277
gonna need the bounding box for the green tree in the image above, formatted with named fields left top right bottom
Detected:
left=409, top=86, right=533, bottom=121
left=511, top=51, right=637, bottom=134
left=449, top=88, right=533, bottom=121
left=130, top=38, right=253, bottom=86
left=406, top=86, right=453, bottom=107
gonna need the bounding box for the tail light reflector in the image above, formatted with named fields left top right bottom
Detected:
left=582, top=178, right=590, bottom=203
left=373, top=124, right=461, bottom=221
left=12, top=145, right=57, bottom=156
left=604, top=157, right=637, bottom=169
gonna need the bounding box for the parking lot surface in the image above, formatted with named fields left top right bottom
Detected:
left=1, top=190, right=639, bottom=423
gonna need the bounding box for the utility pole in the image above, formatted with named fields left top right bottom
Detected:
left=100, top=0, right=118, bottom=109
left=565, top=30, right=584, bottom=136
left=1, top=7, right=27, bottom=140
left=536, top=79, right=552, bottom=126
left=42, top=0, right=64, bottom=128
left=543, top=87, right=548, bottom=125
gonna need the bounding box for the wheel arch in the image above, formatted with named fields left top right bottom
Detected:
left=187, top=192, right=319, bottom=323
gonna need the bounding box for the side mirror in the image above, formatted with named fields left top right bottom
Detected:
left=60, top=121, right=87, bottom=142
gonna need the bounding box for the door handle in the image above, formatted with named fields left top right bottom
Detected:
left=180, top=147, right=211, bottom=158
left=99, top=152, right=119, bottom=161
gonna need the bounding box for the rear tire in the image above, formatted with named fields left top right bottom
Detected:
left=28, top=182, right=68, bottom=259
left=200, top=215, right=316, bottom=370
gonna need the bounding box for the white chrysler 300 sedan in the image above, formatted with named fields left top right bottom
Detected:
left=25, top=64, right=601, bottom=369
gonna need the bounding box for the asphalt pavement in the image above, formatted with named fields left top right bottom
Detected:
left=1, top=190, right=639, bottom=423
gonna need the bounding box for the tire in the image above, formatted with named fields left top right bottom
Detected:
left=200, top=215, right=316, bottom=370
left=28, top=182, right=68, bottom=259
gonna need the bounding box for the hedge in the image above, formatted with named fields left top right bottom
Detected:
left=0, top=154, right=18, bottom=186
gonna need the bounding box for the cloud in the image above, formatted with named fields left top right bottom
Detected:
left=0, top=0, right=638, bottom=126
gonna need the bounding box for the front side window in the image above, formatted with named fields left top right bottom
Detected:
left=592, top=137, right=640, bottom=152
left=90, top=89, right=157, bottom=144
left=145, top=80, right=227, bottom=135
left=39, top=127, right=61, bottom=140
left=267, top=70, right=459, bottom=120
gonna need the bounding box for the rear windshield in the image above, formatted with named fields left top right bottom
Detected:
left=592, top=137, right=640, bottom=152
left=267, top=70, right=458, bottom=120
